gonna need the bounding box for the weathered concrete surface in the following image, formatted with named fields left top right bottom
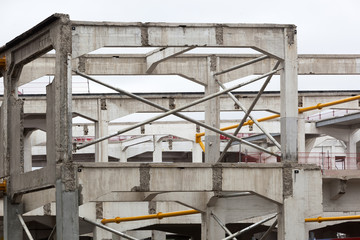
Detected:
left=77, top=163, right=284, bottom=203
left=16, top=54, right=360, bottom=86
left=71, top=22, right=291, bottom=58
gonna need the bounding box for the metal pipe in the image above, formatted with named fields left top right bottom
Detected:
left=211, top=212, right=237, bottom=240
left=47, top=225, right=56, bottom=240
left=298, top=95, right=360, bottom=113
left=196, top=114, right=280, bottom=138
left=217, top=61, right=281, bottom=162
left=198, top=139, right=206, bottom=152
left=214, top=55, right=269, bottom=76
left=81, top=217, right=139, bottom=240
left=259, top=219, right=277, bottom=240
left=305, top=215, right=360, bottom=223
left=196, top=94, right=360, bottom=145
left=0, top=57, right=5, bottom=69
left=101, top=209, right=200, bottom=225
left=75, top=69, right=281, bottom=152
left=216, top=192, right=251, bottom=198
left=17, top=214, right=34, bottom=240
left=222, top=214, right=277, bottom=240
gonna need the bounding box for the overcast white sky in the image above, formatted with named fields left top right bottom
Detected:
left=1, top=0, right=359, bottom=54
left=1, top=0, right=359, bottom=94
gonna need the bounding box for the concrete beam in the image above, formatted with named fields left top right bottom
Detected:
left=71, top=22, right=290, bottom=58
left=146, top=47, right=194, bottom=73
left=77, top=163, right=284, bottom=204
left=18, top=54, right=360, bottom=86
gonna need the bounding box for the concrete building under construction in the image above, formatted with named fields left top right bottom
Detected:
left=0, top=13, right=360, bottom=240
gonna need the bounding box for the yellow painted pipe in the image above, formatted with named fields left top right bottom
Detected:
left=0, top=57, right=5, bottom=69
left=196, top=95, right=360, bottom=151
left=199, top=140, right=205, bottom=152
left=299, top=95, right=360, bottom=113
left=305, top=215, right=360, bottom=223
left=101, top=209, right=200, bottom=225
left=0, top=180, right=6, bottom=193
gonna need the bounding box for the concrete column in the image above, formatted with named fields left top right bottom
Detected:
left=192, top=141, right=203, bottom=163
left=152, top=230, right=166, bottom=240
left=298, top=113, right=305, bottom=163
left=347, top=129, right=360, bottom=169
left=204, top=56, right=220, bottom=163
left=95, top=98, right=109, bottom=162
left=201, top=208, right=225, bottom=240
left=23, top=130, right=33, bottom=172
left=52, top=16, right=79, bottom=240
left=119, top=146, right=128, bottom=162
left=56, top=165, right=79, bottom=240
left=4, top=196, right=23, bottom=240
left=153, top=136, right=163, bottom=162
left=280, top=27, right=298, bottom=162
left=278, top=27, right=304, bottom=240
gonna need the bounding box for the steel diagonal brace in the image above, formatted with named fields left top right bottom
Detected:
left=214, top=55, right=269, bottom=76
left=222, top=213, right=277, bottom=240
left=217, top=61, right=282, bottom=163
left=259, top=219, right=277, bottom=240
left=211, top=212, right=237, bottom=240
left=17, top=213, right=35, bottom=240
left=74, top=70, right=281, bottom=157
left=81, top=217, right=139, bottom=240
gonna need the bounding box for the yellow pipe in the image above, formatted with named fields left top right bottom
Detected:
left=305, top=215, right=360, bottom=223
left=299, top=95, right=360, bottom=113
left=101, top=209, right=200, bottom=225
left=199, top=140, right=205, bottom=152
left=0, top=180, right=6, bottom=193
left=196, top=95, right=360, bottom=151
left=0, top=57, right=5, bottom=69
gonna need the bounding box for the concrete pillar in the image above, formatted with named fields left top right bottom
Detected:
left=204, top=56, right=220, bottom=163
left=52, top=17, right=79, bottom=240
left=278, top=27, right=305, bottom=240
left=347, top=129, right=360, bottom=169
left=119, top=146, right=127, bottom=162
left=56, top=166, right=79, bottom=240
left=4, top=196, right=23, bottom=240
left=23, top=130, right=33, bottom=172
left=280, top=27, right=298, bottom=162
left=152, top=230, right=166, bottom=240
left=153, top=136, right=163, bottom=162
left=201, top=208, right=225, bottom=240
left=95, top=98, right=109, bottom=162
left=2, top=49, right=25, bottom=240
left=298, top=113, right=306, bottom=163
left=192, top=141, right=203, bottom=163
left=93, top=202, right=112, bottom=240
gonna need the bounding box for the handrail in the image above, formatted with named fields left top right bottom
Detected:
left=196, top=95, right=360, bottom=151
left=305, top=215, right=360, bottom=223
left=101, top=209, right=200, bottom=225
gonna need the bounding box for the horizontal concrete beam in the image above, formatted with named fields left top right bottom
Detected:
left=77, top=162, right=284, bottom=204
left=19, top=54, right=360, bottom=86
left=71, top=22, right=290, bottom=58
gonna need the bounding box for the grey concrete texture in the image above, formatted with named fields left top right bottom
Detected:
left=0, top=13, right=359, bottom=240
